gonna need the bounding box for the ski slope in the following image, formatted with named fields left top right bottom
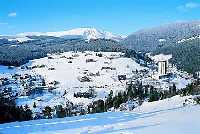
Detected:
left=0, top=96, right=199, bottom=134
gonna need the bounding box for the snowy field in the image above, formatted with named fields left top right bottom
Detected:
left=0, top=51, right=192, bottom=114
left=0, top=51, right=198, bottom=134
left=0, top=95, right=199, bottom=134
left=0, top=51, right=145, bottom=110
left=21, top=51, right=143, bottom=107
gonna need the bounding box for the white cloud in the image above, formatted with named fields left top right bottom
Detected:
left=0, top=22, right=8, bottom=25
left=177, top=2, right=200, bottom=12
left=185, top=2, right=200, bottom=8
left=8, top=12, right=17, bottom=17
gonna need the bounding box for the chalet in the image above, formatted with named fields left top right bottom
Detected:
left=86, top=59, right=96, bottom=63
left=48, top=56, right=54, bottom=59
left=96, top=53, right=103, bottom=57
left=60, top=56, right=67, bottom=58
left=0, top=78, right=9, bottom=86
left=67, top=57, right=73, bottom=59
left=49, top=81, right=60, bottom=86
left=48, top=67, right=55, bottom=70
left=84, top=53, right=93, bottom=56
left=72, top=54, right=79, bottom=57
left=118, top=75, right=126, bottom=81
left=78, top=76, right=91, bottom=82
left=101, top=67, right=116, bottom=70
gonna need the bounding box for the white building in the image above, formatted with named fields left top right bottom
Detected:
left=158, top=61, right=167, bottom=75
left=152, top=54, right=172, bottom=78
left=196, top=71, right=200, bottom=78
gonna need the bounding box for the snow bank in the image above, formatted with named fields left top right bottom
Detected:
left=0, top=96, right=199, bottom=134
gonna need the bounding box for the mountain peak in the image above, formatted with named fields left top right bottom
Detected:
left=17, top=27, right=123, bottom=42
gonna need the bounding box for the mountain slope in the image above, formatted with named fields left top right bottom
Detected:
left=0, top=38, right=123, bottom=66
left=122, top=21, right=200, bottom=52
left=122, top=21, right=200, bottom=73
left=153, top=37, right=200, bottom=73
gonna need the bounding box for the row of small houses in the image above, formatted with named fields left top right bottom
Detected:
left=78, top=74, right=127, bottom=83
left=20, top=81, right=59, bottom=96
left=0, top=78, right=18, bottom=100
left=0, top=77, right=10, bottom=86
left=6, top=73, right=56, bottom=96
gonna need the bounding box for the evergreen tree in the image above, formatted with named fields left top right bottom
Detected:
left=24, top=108, right=33, bottom=121
left=33, top=102, right=36, bottom=108
left=172, top=84, right=177, bottom=95
left=24, top=104, right=29, bottom=111
left=92, top=100, right=105, bottom=113
left=42, top=106, right=52, bottom=119
left=122, top=91, right=127, bottom=102
left=55, top=105, right=66, bottom=118
left=138, top=82, right=144, bottom=100
left=113, top=92, right=123, bottom=108
left=127, top=83, right=134, bottom=99
left=149, top=90, right=160, bottom=102
left=105, top=90, right=113, bottom=109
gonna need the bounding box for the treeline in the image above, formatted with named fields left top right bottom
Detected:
left=0, top=36, right=151, bottom=68
left=0, top=94, right=32, bottom=123
left=0, top=37, right=123, bottom=67
left=104, top=81, right=177, bottom=110
left=22, top=79, right=200, bottom=120
left=178, top=78, right=200, bottom=104
left=179, top=78, right=200, bottom=96
left=153, top=38, right=200, bottom=74
left=1, top=79, right=199, bottom=123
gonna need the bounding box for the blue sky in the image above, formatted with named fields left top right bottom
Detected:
left=0, top=0, right=200, bottom=35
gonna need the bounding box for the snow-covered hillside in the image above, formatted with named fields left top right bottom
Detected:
left=0, top=51, right=198, bottom=134
left=0, top=51, right=144, bottom=112
left=0, top=51, right=193, bottom=116
left=20, top=52, right=142, bottom=106
left=0, top=35, right=33, bottom=42
left=0, top=95, right=199, bottom=134
left=177, top=35, right=200, bottom=44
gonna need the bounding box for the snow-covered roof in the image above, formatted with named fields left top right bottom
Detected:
left=152, top=54, right=172, bottom=62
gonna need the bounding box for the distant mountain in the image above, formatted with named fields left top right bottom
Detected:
left=0, top=35, right=33, bottom=43
left=122, top=21, right=200, bottom=52
left=16, top=28, right=123, bottom=42
left=0, top=28, right=123, bottom=43
left=0, top=22, right=199, bottom=73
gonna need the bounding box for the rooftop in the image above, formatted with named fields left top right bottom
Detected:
left=152, top=54, right=172, bottom=62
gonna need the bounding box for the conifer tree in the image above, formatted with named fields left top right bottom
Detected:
left=33, top=102, right=36, bottom=108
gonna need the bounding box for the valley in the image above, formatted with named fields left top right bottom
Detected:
left=0, top=51, right=193, bottom=120
left=1, top=1, right=200, bottom=133
left=0, top=22, right=200, bottom=134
